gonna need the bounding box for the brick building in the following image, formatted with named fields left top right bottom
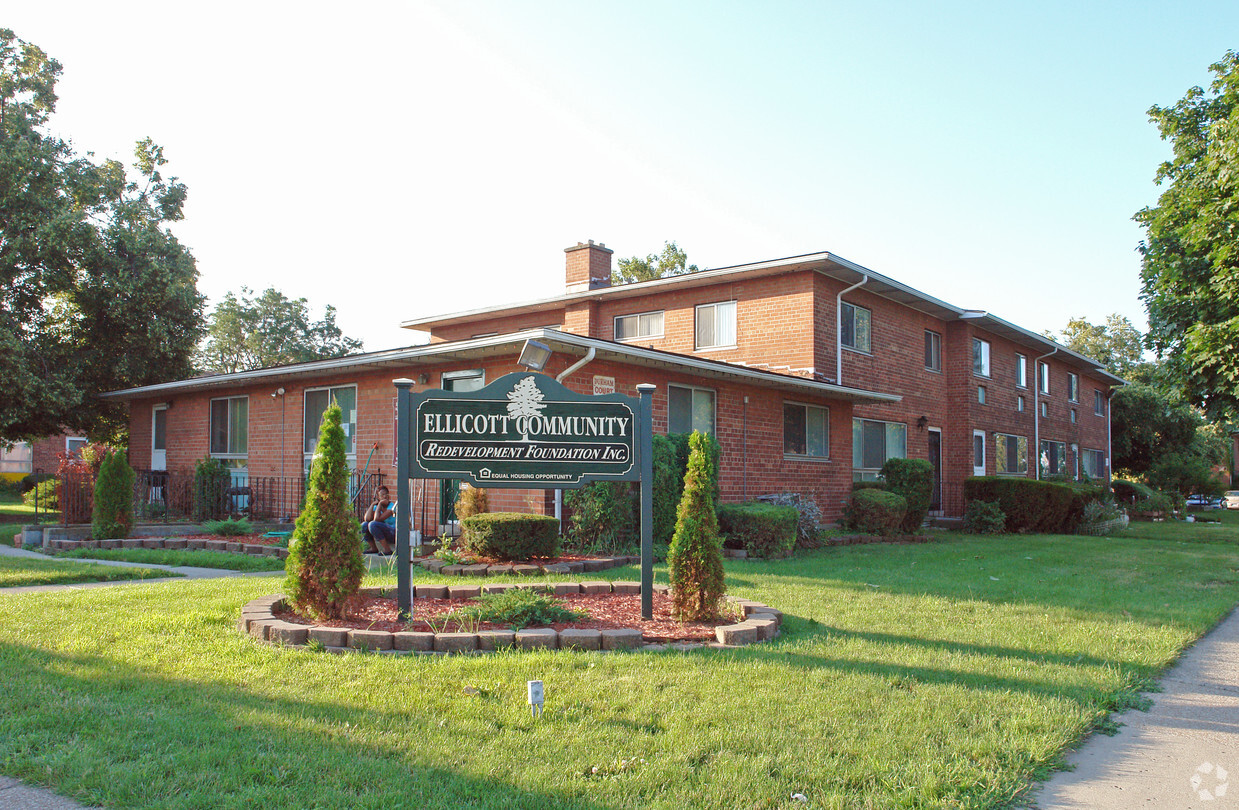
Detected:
left=104, top=241, right=1122, bottom=529
left=0, top=433, right=89, bottom=482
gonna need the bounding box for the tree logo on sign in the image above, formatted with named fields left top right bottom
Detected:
left=507, top=376, right=546, bottom=440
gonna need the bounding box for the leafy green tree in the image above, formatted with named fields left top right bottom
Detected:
left=613, top=241, right=698, bottom=285
left=1046, top=315, right=1145, bottom=377
left=667, top=431, right=726, bottom=621
left=1136, top=51, right=1239, bottom=421
left=197, top=287, right=363, bottom=373
left=1111, top=383, right=1203, bottom=475
left=0, top=29, right=204, bottom=442
left=92, top=449, right=135, bottom=540
left=284, top=403, right=365, bottom=621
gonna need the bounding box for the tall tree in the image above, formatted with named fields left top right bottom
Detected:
left=1137, top=50, right=1239, bottom=421
left=1046, top=314, right=1145, bottom=377
left=0, top=29, right=204, bottom=442
left=197, top=286, right=363, bottom=373
left=612, top=240, right=698, bottom=285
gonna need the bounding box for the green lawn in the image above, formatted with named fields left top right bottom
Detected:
left=3, top=529, right=1239, bottom=808
left=56, top=547, right=287, bottom=573
left=0, top=556, right=181, bottom=587
left=0, top=490, right=59, bottom=524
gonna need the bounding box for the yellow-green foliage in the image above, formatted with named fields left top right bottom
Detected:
left=454, top=485, right=488, bottom=521
left=284, top=404, right=364, bottom=621
left=667, top=431, right=726, bottom=620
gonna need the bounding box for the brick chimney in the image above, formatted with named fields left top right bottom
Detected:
left=564, top=240, right=613, bottom=293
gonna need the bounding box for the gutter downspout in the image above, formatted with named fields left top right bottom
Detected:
left=836, top=274, right=869, bottom=386
left=1106, top=386, right=1117, bottom=488
left=1033, top=347, right=1058, bottom=480
left=556, top=346, right=596, bottom=383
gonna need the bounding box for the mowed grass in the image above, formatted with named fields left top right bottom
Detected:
left=0, top=556, right=181, bottom=587
left=56, top=547, right=287, bottom=573
left=0, top=489, right=58, bottom=523
left=3, top=530, right=1239, bottom=809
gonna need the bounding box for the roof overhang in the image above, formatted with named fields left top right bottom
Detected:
left=101, top=329, right=903, bottom=406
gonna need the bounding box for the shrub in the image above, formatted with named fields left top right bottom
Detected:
left=651, top=433, right=679, bottom=545
left=1079, top=500, right=1125, bottom=534
left=963, top=477, right=1098, bottom=533
left=668, top=431, right=726, bottom=621
left=91, top=450, right=135, bottom=540
left=201, top=517, right=253, bottom=536
left=23, top=478, right=58, bottom=509
left=840, top=488, right=907, bottom=535
left=453, top=588, right=586, bottom=630
left=454, top=485, right=488, bottom=521
left=564, top=482, right=637, bottom=555
left=758, top=492, right=823, bottom=548
left=460, top=512, right=560, bottom=560
left=669, top=431, right=721, bottom=507
left=284, top=403, right=365, bottom=622
left=962, top=500, right=1006, bottom=534
left=717, top=502, right=798, bottom=558
left=851, top=481, right=888, bottom=492
left=193, top=457, right=231, bottom=521
left=19, top=472, right=53, bottom=494
left=880, top=458, right=934, bottom=533
left=1132, top=491, right=1173, bottom=516
left=1112, top=479, right=1155, bottom=504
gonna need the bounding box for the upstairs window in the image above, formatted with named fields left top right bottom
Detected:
left=924, top=330, right=942, bottom=371
left=210, top=397, right=249, bottom=459
left=1017, top=395, right=1026, bottom=412
left=614, top=310, right=664, bottom=341
left=1094, top=390, right=1105, bottom=416
left=841, top=302, right=872, bottom=353
left=973, top=338, right=990, bottom=377
left=784, top=402, right=829, bottom=458
left=695, top=301, right=736, bottom=350
left=1039, top=361, right=1050, bottom=394
left=1015, top=354, right=1027, bottom=388
left=304, top=386, right=357, bottom=458
left=668, top=384, right=715, bottom=435
left=1067, top=372, right=1079, bottom=402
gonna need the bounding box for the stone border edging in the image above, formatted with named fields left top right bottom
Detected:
left=239, top=585, right=783, bottom=655
left=416, top=554, right=638, bottom=577
left=48, top=536, right=291, bottom=559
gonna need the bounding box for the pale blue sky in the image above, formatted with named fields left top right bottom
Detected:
left=7, top=2, right=1235, bottom=352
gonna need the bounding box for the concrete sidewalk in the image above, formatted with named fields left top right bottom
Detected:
left=0, top=544, right=283, bottom=593
left=1036, top=607, right=1239, bottom=808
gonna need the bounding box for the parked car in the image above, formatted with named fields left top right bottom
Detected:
left=1224, top=491, right=1239, bottom=510
left=1186, top=494, right=1223, bottom=509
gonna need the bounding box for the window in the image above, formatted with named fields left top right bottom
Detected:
left=1081, top=449, right=1106, bottom=480
left=65, top=437, right=87, bottom=457
left=1040, top=401, right=1048, bottom=417
left=924, top=330, right=941, bottom=371
left=304, top=386, right=357, bottom=457
left=1094, top=390, right=1105, bottom=416
left=972, top=430, right=986, bottom=476
left=784, top=402, right=829, bottom=458
left=1040, top=440, right=1067, bottom=476
left=0, top=441, right=32, bottom=474
left=852, top=418, right=907, bottom=480
left=1071, top=408, right=1077, bottom=424
left=1017, top=395, right=1025, bottom=412
left=442, top=369, right=485, bottom=392
left=1016, top=354, right=1027, bottom=388
left=1067, top=372, right=1079, bottom=402
left=995, top=434, right=1028, bottom=475
left=973, top=338, right=990, bottom=377
left=977, top=386, right=987, bottom=404
left=668, top=384, right=715, bottom=435
left=614, top=310, right=664, bottom=341
left=1039, top=361, right=1050, bottom=394
left=695, top=301, right=737, bottom=350
left=209, top=397, right=248, bottom=460
left=841, top=302, right=871, bottom=353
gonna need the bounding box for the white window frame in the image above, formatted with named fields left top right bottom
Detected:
left=1081, top=448, right=1106, bottom=479
left=0, top=441, right=33, bottom=474
left=1040, top=401, right=1049, bottom=417
left=667, top=383, right=716, bottom=435
left=1040, top=439, right=1067, bottom=477
left=1094, top=390, right=1105, bottom=416
left=303, top=385, right=358, bottom=465
left=1039, top=361, right=1051, bottom=395
left=1067, top=372, right=1079, bottom=402
left=972, top=429, right=986, bottom=477
left=973, top=338, right=991, bottom=377
left=924, top=330, right=942, bottom=372
left=614, top=310, right=665, bottom=342
left=65, top=436, right=87, bottom=457
left=694, top=301, right=737, bottom=351
left=852, top=418, right=908, bottom=480
left=209, top=396, right=249, bottom=464
left=977, top=386, right=987, bottom=405
left=995, top=433, right=1028, bottom=475
left=783, top=401, right=830, bottom=459
left=841, top=302, right=872, bottom=354
left=1015, top=354, right=1027, bottom=388
left=441, top=369, right=486, bottom=391
left=1017, top=395, right=1025, bottom=413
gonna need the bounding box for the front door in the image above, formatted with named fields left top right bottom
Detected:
left=972, top=430, right=986, bottom=478
left=152, top=406, right=168, bottom=471
left=927, top=429, right=942, bottom=511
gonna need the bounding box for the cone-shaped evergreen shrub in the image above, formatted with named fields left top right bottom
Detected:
left=667, top=431, right=726, bottom=621
left=284, top=403, right=365, bottom=621
left=92, top=450, right=135, bottom=540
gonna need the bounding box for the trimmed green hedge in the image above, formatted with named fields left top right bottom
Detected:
left=717, top=502, right=798, bottom=559
left=460, top=512, right=560, bottom=560
left=1112, top=479, right=1155, bottom=504
left=881, top=458, right=933, bottom=533
left=963, top=477, right=1103, bottom=533
left=841, top=489, right=907, bottom=535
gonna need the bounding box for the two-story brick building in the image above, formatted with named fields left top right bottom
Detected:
left=104, top=241, right=1122, bottom=530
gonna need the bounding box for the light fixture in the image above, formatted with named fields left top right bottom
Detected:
left=417, top=373, right=430, bottom=385
left=916, top=415, right=929, bottom=431
left=518, top=339, right=553, bottom=372
left=271, top=387, right=285, bottom=399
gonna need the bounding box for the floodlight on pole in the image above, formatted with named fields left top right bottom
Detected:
left=518, top=339, right=553, bottom=372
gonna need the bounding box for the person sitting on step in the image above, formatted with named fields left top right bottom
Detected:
left=361, top=485, right=397, bottom=555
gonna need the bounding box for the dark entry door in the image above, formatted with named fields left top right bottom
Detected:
left=927, top=429, right=942, bottom=512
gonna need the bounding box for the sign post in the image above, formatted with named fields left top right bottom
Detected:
left=394, top=372, right=653, bottom=619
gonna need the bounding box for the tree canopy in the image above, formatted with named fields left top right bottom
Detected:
left=1137, top=50, right=1239, bottom=422
left=0, top=29, right=203, bottom=443
left=1045, top=314, right=1144, bottom=378
left=197, top=287, right=363, bottom=373
left=612, top=241, right=698, bottom=285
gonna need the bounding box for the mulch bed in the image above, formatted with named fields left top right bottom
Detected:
left=275, top=592, right=741, bottom=643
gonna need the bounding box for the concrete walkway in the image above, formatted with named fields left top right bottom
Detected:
left=1036, top=607, right=1239, bottom=808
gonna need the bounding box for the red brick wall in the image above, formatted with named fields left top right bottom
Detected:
left=430, top=310, right=565, bottom=343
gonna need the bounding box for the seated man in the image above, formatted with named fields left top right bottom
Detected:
left=361, top=485, right=397, bottom=555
